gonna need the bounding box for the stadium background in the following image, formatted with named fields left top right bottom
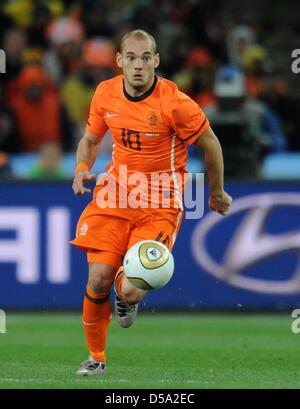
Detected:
left=1, top=0, right=300, bottom=389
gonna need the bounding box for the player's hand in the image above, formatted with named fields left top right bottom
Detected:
left=209, top=191, right=232, bottom=216
left=72, top=170, right=96, bottom=195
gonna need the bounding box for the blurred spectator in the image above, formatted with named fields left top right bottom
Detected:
left=242, top=45, right=300, bottom=151
left=185, top=0, right=228, bottom=63
left=27, top=2, right=52, bottom=47
left=173, top=47, right=216, bottom=109
left=0, top=0, right=298, bottom=171
left=3, top=0, right=64, bottom=29
left=80, top=0, right=115, bottom=38
left=3, top=0, right=33, bottom=28
left=44, top=16, right=84, bottom=84
left=131, top=0, right=162, bottom=37
left=21, top=46, right=45, bottom=65
left=0, top=82, right=20, bottom=153
left=1, top=27, right=27, bottom=81
left=205, top=65, right=287, bottom=179
left=8, top=64, right=63, bottom=152
left=226, top=24, right=256, bottom=66
left=61, top=37, right=116, bottom=147
left=0, top=8, right=14, bottom=38
left=242, top=44, right=270, bottom=97
left=5, top=46, right=46, bottom=115
left=30, top=142, right=67, bottom=180
left=259, top=74, right=300, bottom=151
left=0, top=151, right=13, bottom=178
left=160, top=30, right=190, bottom=77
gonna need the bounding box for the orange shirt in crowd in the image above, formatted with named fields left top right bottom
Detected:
left=9, top=65, right=62, bottom=152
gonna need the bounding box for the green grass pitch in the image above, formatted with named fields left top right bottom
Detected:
left=0, top=312, right=300, bottom=389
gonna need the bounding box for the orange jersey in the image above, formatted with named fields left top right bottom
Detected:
left=86, top=75, right=210, bottom=206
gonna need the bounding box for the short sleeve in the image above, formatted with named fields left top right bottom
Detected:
left=170, top=90, right=210, bottom=145
left=85, top=84, right=108, bottom=137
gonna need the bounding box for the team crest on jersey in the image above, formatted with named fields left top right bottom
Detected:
left=146, top=110, right=161, bottom=127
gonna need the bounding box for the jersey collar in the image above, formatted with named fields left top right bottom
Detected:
left=123, top=76, right=158, bottom=102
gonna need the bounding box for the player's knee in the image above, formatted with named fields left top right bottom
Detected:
left=87, top=278, right=110, bottom=293
left=87, top=263, right=116, bottom=293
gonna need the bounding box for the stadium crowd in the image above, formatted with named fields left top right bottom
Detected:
left=0, top=0, right=299, bottom=179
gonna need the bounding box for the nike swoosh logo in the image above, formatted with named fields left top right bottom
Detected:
left=105, top=112, right=120, bottom=118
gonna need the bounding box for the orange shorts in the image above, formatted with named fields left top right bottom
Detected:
left=70, top=183, right=183, bottom=268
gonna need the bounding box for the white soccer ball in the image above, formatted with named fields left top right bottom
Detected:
left=123, top=240, right=174, bottom=290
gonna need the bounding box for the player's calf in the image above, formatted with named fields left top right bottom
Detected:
left=122, top=282, right=148, bottom=305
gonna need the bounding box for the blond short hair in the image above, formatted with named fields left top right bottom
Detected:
left=120, top=29, right=157, bottom=53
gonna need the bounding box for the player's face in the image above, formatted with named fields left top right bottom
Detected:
left=117, top=37, right=160, bottom=94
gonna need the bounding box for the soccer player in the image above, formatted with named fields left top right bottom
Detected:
left=71, top=29, right=232, bottom=376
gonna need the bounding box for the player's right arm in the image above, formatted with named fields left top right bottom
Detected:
left=72, top=131, right=103, bottom=196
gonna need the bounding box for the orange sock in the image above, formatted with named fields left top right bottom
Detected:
left=82, top=287, right=112, bottom=362
left=114, top=266, right=126, bottom=302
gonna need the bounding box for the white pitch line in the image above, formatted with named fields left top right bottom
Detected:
left=0, top=377, right=209, bottom=385
left=0, top=377, right=58, bottom=383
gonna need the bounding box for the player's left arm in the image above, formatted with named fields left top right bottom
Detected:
left=194, top=126, right=232, bottom=215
